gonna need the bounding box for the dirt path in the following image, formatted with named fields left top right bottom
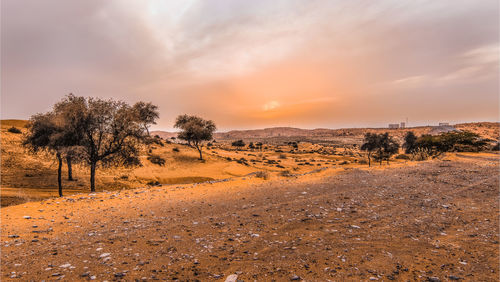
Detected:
left=1, top=155, right=498, bottom=281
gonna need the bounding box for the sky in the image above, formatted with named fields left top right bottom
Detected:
left=1, top=0, right=499, bottom=131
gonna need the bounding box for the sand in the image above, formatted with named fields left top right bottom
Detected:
left=1, top=153, right=498, bottom=281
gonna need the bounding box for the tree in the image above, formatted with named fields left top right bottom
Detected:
left=132, top=102, right=159, bottom=136
left=232, top=140, right=246, bottom=149
left=56, top=95, right=157, bottom=192
left=52, top=94, right=88, bottom=181
left=361, top=133, right=400, bottom=166
left=248, top=142, right=255, bottom=149
left=174, top=114, right=216, bottom=160
left=361, top=133, right=378, bottom=167
left=403, top=131, right=417, bottom=153
left=379, top=133, right=400, bottom=164
left=24, top=112, right=76, bottom=197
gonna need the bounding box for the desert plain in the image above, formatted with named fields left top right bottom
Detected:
left=1, top=120, right=499, bottom=281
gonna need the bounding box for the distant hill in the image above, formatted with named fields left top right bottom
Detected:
left=7, top=120, right=498, bottom=142
left=151, top=122, right=499, bottom=142
left=1, top=119, right=29, bottom=128
left=150, top=130, right=178, bottom=140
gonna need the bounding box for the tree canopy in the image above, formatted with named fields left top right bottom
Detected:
left=174, top=114, right=216, bottom=160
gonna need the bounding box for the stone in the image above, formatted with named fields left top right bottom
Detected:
left=225, top=274, right=238, bottom=282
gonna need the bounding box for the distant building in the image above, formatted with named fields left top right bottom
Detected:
left=388, top=124, right=400, bottom=129
left=439, top=122, right=449, bottom=126
left=400, top=122, right=406, bottom=129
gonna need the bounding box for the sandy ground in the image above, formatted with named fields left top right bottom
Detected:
left=1, top=153, right=498, bottom=281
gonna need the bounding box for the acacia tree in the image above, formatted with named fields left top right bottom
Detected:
left=403, top=131, right=417, bottom=154
left=133, top=102, right=159, bottom=136
left=361, top=133, right=399, bottom=166
left=56, top=95, right=158, bottom=192
left=361, top=133, right=378, bottom=167
left=174, top=114, right=216, bottom=160
left=23, top=112, right=76, bottom=196
left=379, top=133, right=400, bottom=164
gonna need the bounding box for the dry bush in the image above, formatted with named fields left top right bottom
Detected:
left=411, top=148, right=431, bottom=161
left=147, top=154, right=166, bottom=166
left=254, top=171, right=269, bottom=180
left=7, top=127, right=22, bottom=134
left=395, top=154, right=411, bottom=160
left=278, top=153, right=287, bottom=159
left=172, top=147, right=180, bottom=152
left=280, top=170, right=293, bottom=177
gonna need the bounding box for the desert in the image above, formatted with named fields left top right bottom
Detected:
left=1, top=119, right=499, bottom=281
left=2, top=1, right=499, bottom=281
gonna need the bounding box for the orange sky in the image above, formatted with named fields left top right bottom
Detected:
left=1, top=1, right=499, bottom=131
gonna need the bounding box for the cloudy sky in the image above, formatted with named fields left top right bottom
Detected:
left=1, top=0, right=498, bottom=131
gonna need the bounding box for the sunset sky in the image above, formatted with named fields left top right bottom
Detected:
left=1, top=0, right=499, bottom=131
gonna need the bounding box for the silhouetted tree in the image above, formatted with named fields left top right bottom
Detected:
left=174, top=114, right=216, bottom=160
left=403, top=131, right=417, bottom=153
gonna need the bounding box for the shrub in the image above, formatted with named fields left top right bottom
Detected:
left=232, top=140, right=246, bottom=148
left=254, top=171, right=269, bottom=180
left=339, top=160, right=349, bottom=165
left=492, top=142, right=500, bottom=151
left=147, top=180, right=161, bottom=186
left=147, top=154, right=166, bottom=166
left=358, top=159, right=368, bottom=165
left=7, top=126, right=21, bottom=134
left=278, top=153, right=287, bottom=159
left=395, top=154, right=411, bottom=160
left=172, top=147, right=180, bottom=152
left=415, top=131, right=487, bottom=153
left=280, top=170, right=293, bottom=177
left=411, top=147, right=431, bottom=161
left=123, top=156, right=142, bottom=167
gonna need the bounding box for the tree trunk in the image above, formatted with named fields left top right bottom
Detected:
left=90, top=161, right=96, bottom=192
left=368, top=152, right=371, bottom=167
left=196, top=144, right=203, bottom=160
left=56, top=152, right=63, bottom=197
left=66, top=155, right=73, bottom=181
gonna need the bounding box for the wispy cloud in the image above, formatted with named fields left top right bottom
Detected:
left=1, top=0, right=498, bottom=130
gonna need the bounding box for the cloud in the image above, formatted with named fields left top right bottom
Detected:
left=1, top=0, right=498, bottom=129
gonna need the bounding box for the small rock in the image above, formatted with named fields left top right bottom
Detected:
left=23, top=216, right=31, bottom=219
left=100, top=253, right=111, bottom=258
left=291, top=275, right=301, bottom=280
left=225, top=274, right=238, bottom=282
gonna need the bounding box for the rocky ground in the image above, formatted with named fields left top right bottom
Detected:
left=1, top=153, right=498, bottom=281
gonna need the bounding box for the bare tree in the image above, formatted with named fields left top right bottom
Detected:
left=174, top=114, right=216, bottom=160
